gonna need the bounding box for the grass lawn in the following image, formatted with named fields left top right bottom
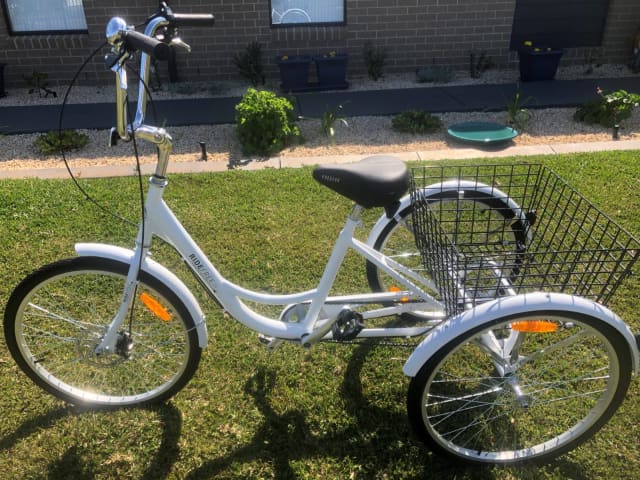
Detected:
left=0, top=151, right=639, bottom=479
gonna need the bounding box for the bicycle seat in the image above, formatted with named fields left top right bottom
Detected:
left=313, top=155, right=409, bottom=208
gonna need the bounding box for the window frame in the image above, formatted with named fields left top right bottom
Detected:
left=1, top=0, right=89, bottom=35
left=269, top=0, right=346, bottom=28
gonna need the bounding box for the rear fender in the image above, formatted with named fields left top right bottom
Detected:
left=75, top=242, right=208, bottom=348
left=403, top=291, right=639, bottom=377
left=366, top=180, right=530, bottom=246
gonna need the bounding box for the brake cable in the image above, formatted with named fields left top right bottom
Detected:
left=58, top=30, right=168, bottom=340
left=59, top=20, right=161, bottom=227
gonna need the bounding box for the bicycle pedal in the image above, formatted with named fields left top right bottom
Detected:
left=258, top=334, right=283, bottom=351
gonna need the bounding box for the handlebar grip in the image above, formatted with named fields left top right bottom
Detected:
left=170, top=13, right=215, bottom=27
left=122, top=30, right=171, bottom=61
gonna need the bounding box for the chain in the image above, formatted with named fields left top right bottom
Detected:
left=324, top=338, right=420, bottom=349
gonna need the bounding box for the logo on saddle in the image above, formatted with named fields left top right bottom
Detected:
left=320, top=174, right=341, bottom=184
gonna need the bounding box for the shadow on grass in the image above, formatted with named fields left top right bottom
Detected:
left=185, top=341, right=591, bottom=479
left=0, top=346, right=591, bottom=479
left=0, top=403, right=182, bottom=480
left=184, top=353, right=475, bottom=478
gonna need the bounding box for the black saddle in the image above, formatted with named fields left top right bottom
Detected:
left=312, top=155, right=409, bottom=209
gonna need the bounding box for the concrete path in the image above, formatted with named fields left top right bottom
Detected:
left=2, top=138, right=638, bottom=180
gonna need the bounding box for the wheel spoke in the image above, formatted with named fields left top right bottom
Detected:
left=5, top=257, right=201, bottom=407
left=407, top=312, right=630, bottom=464
left=367, top=192, right=529, bottom=322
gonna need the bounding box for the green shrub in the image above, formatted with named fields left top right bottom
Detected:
left=505, top=85, right=534, bottom=132
left=35, top=130, right=89, bottom=155
left=416, top=65, right=454, bottom=84
left=469, top=51, right=494, bottom=79
left=363, top=41, right=386, bottom=81
left=23, top=71, right=57, bottom=98
left=235, top=88, right=302, bottom=156
left=574, top=88, right=640, bottom=127
left=233, top=41, right=265, bottom=87
left=320, top=104, right=348, bottom=144
left=391, top=110, right=442, bottom=134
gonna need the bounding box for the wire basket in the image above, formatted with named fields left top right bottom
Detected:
left=410, top=164, right=640, bottom=316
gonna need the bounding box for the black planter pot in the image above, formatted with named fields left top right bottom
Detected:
left=313, top=53, right=349, bottom=88
left=275, top=55, right=311, bottom=92
left=518, top=49, right=563, bottom=81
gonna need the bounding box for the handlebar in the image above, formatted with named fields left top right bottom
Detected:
left=105, top=2, right=214, bottom=177
left=122, top=30, right=171, bottom=61
left=106, top=4, right=214, bottom=61
left=156, top=1, right=215, bottom=28
left=168, top=13, right=215, bottom=27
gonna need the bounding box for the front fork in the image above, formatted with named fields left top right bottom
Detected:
left=94, top=237, right=149, bottom=355
left=94, top=132, right=173, bottom=355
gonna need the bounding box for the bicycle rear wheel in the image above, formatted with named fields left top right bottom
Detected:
left=406, top=310, right=632, bottom=464
left=4, top=256, right=201, bottom=408
left=366, top=190, right=528, bottom=320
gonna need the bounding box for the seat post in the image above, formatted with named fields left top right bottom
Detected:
left=349, top=205, right=365, bottom=222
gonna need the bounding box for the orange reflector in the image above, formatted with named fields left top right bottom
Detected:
left=140, top=292, right=172, bottom=322
left=388, top=286, right=410, bottom=303
left=511, top=320, right=558, bottom=333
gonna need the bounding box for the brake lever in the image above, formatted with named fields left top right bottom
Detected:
left=104, top=52, right=123, bottom=70
left=170, top=36, right=191, bottom=53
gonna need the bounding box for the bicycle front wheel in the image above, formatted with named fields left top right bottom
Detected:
left=406, top=310, right=632, bottom=464
left=4, top=257, right=202, bottom=408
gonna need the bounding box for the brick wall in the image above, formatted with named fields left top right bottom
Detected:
left=1, top=0, right=638, bottom=88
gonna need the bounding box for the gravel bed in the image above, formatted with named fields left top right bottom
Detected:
left=2, top=107, right=638, bottom=172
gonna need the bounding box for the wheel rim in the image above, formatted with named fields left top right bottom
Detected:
left=420, top=315, right=621, bottom=462
left=373, top=196, right=526, bottom=318
left=13, top=268, right=192, bottom=406
left=375, top=213, right=425, bottom=288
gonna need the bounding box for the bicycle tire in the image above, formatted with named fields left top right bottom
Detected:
left=366, top=190, right=528, bottom=321
left=4, top=256, right=202, bottom=408
left=406, top=310, right=632, bottom=464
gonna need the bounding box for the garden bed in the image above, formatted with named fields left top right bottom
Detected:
left=1, top=107, right=639, bottom=172
left=1, top=63, right=639, bottom=171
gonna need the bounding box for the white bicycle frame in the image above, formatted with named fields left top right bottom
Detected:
left=91, top=180, right=444, bottom=356
left=93, top=14, right=640, bottom=375
left=95, top=16, right=448, bottom=356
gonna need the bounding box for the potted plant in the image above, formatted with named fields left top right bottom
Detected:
left=518, top=41, right=563, bottom=81
left=275, top=54, right=312, bottom=92
left=312, top=51, right=349, bottom=89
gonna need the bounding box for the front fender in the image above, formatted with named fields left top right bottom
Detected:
left=75, top=243, right=208, bottom=348
left=403, top=291, right=639, bottom=377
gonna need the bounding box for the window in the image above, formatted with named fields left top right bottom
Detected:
left=2, top=0, right=88, bottom=35
left=270, top=0, right=345, bottom=27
